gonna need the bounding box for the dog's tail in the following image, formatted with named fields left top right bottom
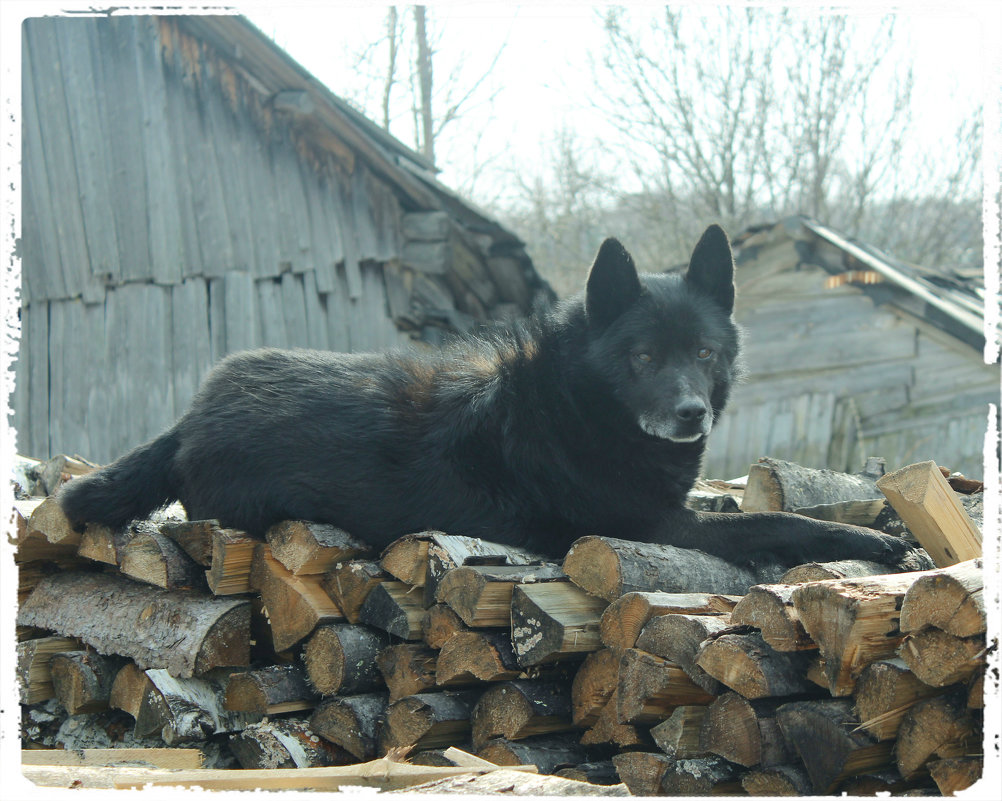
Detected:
left=57, top=429, right=181, bottom=530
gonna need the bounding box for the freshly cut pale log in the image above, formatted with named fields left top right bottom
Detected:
left=570, top=648, right=619, bottom=727
left=266, top=520, right=371, bottom=575
left=636, top=612, right=731, bottom=693
left=205, top=528, right=259, bottom=595
left=791, top=571, right=924, bottom=696
left=730, top=584, right=816, bottom=651
left=322, top=559, right=390, bottom=624
left=358, top=580, right=425, bottom=640
left=599, top=590, right=738, bottom=649
left=698, top=692, right=795, bottom=768
left=50, top=650, right=125, bottom=714
left=16, top=496, right=81, bottom=562
left=853, top=658, right=945, bottom=741
left=77, top=523, right=129, bottom=565
left=424, top=533, right=548, bottom=607
left=876, top=460, right=982, bottom=566
left=650, top=705, right=707, bottom=758
left=144, top=668, right=258, bottom=744
left=741, top=457, right=883, bottom=513
left=224, top=663, right=318, bottom=715
left=471, top=680, right=573, bottom=749
left=899, top=558, right=984, bottom=636
left=436, top=564, right=566, bottom=627
left=20, top=748, right=204, bottom=769
left=16, top=636, right=82, bottom=704
left=740, top=763, right=812, bottom=796
left=895, top=691, right=977, bottom=779
left=119, top=524, right=207, bottom=591
left=159, top=519, right=219, bottom=566
left=967, top=671, right=984, bottom=709
left=381, top=690, right=480, bottom=752
left=695, top=631, right=817, bottom=698
left=109, top=662, right=166, bottom=737
left=436, top=630, right=522, bottom=686
left=304, top=623, right=389, bottom=696
left=376, top=643, right=438, bottom=701
left=899, top=628, right=985, bottom=687
left=578, top=688, right=648, bottom=749
left=17, top=572, right=250, bottom=677
left=781, top=559, right=889, bottom=583
left=791, top=498, right=887, bottom=527
left=510, top=582, right=606, bottom=665
left=230, top=719, right=353, bottom=769
left=310, top=693, right=389, bottom=760
left=776, top=698, right=894, bottom=793
left=478, top=734, right=588, bottom=774
left=927, top=756, right=983, bottom=795
left=422, top=603, right=468, bottom=649
left=617, top=648, right=715, bottom=724
left=611, top=751, right=674, bottom=796
left=660, top=755, right=744, bottom=795
left=563, top=536, right=766, bottom=601
left=397, top=768, right=625, bottom=796
left=250, top=544, right=344, bottom=652
left=380, top=532, right=433, bottom=586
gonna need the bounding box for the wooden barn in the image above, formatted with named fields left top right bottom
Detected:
left=13, top=15, right=552, bottom=465
left=702, top=216, right=998, bottom=481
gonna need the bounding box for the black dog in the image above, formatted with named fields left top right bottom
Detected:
left=59, top=225, right=928, bottom=571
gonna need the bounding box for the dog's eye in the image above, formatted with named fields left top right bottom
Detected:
left=697, top=347, right=713, bottom=360
left=633, top=352, right=652, bottom=364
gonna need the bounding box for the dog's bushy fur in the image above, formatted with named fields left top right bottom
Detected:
left=59, top=226, right=928, bottom=570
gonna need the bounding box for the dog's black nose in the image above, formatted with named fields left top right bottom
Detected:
left=675, top=400, right=707, bottom=422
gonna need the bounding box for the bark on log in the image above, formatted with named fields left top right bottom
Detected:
left=578, top=688, right=648, bottom=749
left=650, top=705, right=708, bottom=758
left=899, top=628, right=985, bottom=687
left=205, top=528, right=259, bottom=595
left=730, top=584, right=816, bottom=651
left=510, top=583, right=606, bottom=665
left=660, top=755, right=745, bottom=795
left=741, top=457, right=883, bottom=513
left=436, top=630, right=522, bottom=686
left=423, top=533, right=548, bottom=607
left=616, top=648, right=715, bottom=724
left=781, top=559, right=890, bottom=583
left=422, top=604, right=468, bottom=649
left=381, top=690, right=480, bottom=752
left=553, top=761, right=620, bottom=785
left=853, top=658, right=946, bottom=741
left=927, top=757, right=983, bottom=795
left=471, top=681, right=573, bottom=749
left=876, top=460, right=982, bottom=567
left=899, top=558, right=984, bottom=637
left=224, top=663, right=318, bottom=715
left=50, top=650, right=125, bottom=714
left=144, top=668, right=258, bottom=744
left=109, top=662, right=166, bottom=738
left=775, top=698, right=894, bottom=794
left=16, top=636, right=82, bottom=704
left=17, top=572, right=250, bottom=677
left=740, top=764, right=812, bottom=796
left=229, top=718, right=353, bottom=769
left=895, top=691, right=977, bottom=779
left=698, top=692, right=795, bottom=768
left=695, top=631, right=818, bottom=699
left=636, top=613, right=732, bottom=694
left=310, top=693, right=389, bottom=760
left=266, top=520, right=371, bottom=575
left=322, top=559, right=390, bottom=624
left=119, top=524, right=207, bottom=591
left=477, top=734, right=588, bottom=774
left=303, top=623, right=389, bottom=696
left=599, top=590, right=738, bottom=650
left=376, top=643, right=438, bottom=701
left=611, top=751, right=674, bottom=796
left=436, top=564, right=566, bottom=627
left=570, top=648, right=619, bottom=728
left=357, top=580, right=425, bottom=640
left=563, top=536, right=763, bottom=601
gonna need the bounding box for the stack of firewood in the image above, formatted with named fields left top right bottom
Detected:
left=13, top=454, right=990, bottom=794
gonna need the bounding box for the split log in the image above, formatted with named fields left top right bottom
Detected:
left=570, top=648, right=619, bottom=727
left=695, top=631, right=818, bottom=698
left=381, top=690, right=479, bottom=752
left=876, top=460, right=982, bottom=566
left=250, top=544, right=344, bottom=652
left=205, top=527, right=259, bottom=595
left=229, top=718, right=353, bottom=769
left=775, top=698, right=894, bottom=794
left=741, top=456, right=883, bottom=513
left=17, top=572, right=250, bottom=677
left=617, top=648, right=715, bottom=724
left=967, top=671, right=983, bottom=709
left=781, top=559, right=890, bottom=583
left=16, top=636, right=82, bottom=704
left=50, top=650, right=125, bottom=714
left=119, top=523, right=207, bottom=591
left=224, top=663, right=318, bottom=715
left=651, top=705, right=708, bottom=758
left=853, top=658, right=946, bottom=741
left=660, top=755, right=744, bottom=795
left=578, top=688, right=648, bottom=749
left=553, top=761, right=620, bottom=785
left=266, top=520, right=371, bottom=575
left=436, top=564, right=566, bottom=627
left=927, top=757, right=983, bottom=795
left=423, top=533, right=548, bottom=607
left=144, top=668, right=258, bottom=743
left=730, top=584, right=816, bottom=651
left=471, top=680, right=574, bottom=749
left=310, top=693, right=389, bottom=760
left=477, top=734, right=588, bottom=774
left=611, top=751, right=675, bottom=796
left=791, top=571, right=923, bottom=695
left=303, top=623, right=389, bottom=696
left=636, top=612, right=732, bottom=693
left=376, top=643, right=438, bottom=701
left=77, top=523, right=129, bottom=565
left=899, top=628, right=985, bottom=687
left=398, top=768, right=625, bottom=796
left=599, top=590, right=738, bottom=650
left=322, top=559, right=390, bottom=624
left=380, top=531, right=433, bottom=587
left=109, top=662, right=167, bottom=737
left=895, top=691, right=977, bottom=779
left=16, top=496, right=81, bottom=562
left=436, top=631, right=522, bottom=686
left=422, top=603, right=468, bottom=649
left=791, top=498, right=888, bottom=527
left=358, top=580, right=425, bottom=640
left=159, top=519, right=220, bottom=566
left=510, top=582, right=606, bottom=665
left=899, top=558, right=985, bottom=637
left=698, top=692, right=795, bottom=768
left=563, top=535, right=765, bottom=601
left=740, top=763, right=812, bottom=796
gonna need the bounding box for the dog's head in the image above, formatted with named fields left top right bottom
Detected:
left=584, top=225, right=741, bottom=444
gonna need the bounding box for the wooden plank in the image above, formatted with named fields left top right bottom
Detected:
left=257, top=277, right=288, bottom=348
left=743, top=327, right=917, bottom=377
left=170, top=278, right=213, bottom=417
left=15, top=303, right=51, bottom=458
left=302, top=271, right=331, bottom=350
left=281, top=271, right=310, bottom=347
left=22, top=748, right=204, bottom=770
left=298, top=163, right=342, bottom=294
left=222, top=271, right=258, bottom=354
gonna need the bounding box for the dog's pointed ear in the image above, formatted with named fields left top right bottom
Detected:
left=685, top=224, right=735, bottom=313
left=586, top=238, right=642, bottom=328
